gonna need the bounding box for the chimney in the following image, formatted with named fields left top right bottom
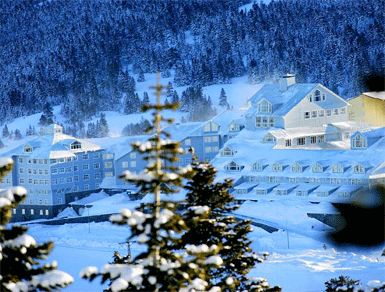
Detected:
left=280, top=74, right=296, bottom=91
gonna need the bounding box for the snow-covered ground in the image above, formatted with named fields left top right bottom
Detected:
left=26, top=193, right=385, bottom=292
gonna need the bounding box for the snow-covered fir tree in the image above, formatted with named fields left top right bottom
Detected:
left=2, top=125, right=9, bottom=138
left=218, top=88, right=230, bottom=109
left=181, top=156, right=281, bottom=292
left=0, top=158, right=74, bottom=291
left=81, top=75, right=225, bottom=292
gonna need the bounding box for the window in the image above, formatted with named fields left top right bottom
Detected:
left=39, top=179, right=44, bottom=185
left=22, top=209, right=25, bottom=214
left=71, top=141, right=82, bottom=149
left=319, top=110, right=324, bottom=117
left=103, top=153, right=114, bottom=159
left=28, top=178, right=33, bottom=184
left=94, top=153, right=100, bottom=159
left=19, top=179, right=24, bottom=184
left=84, top=184, right=90, bottom=190
left=322, top=94, right=326, bottom=101
left=352, top=134, right=366, bottom=148
left=13, top=208, right=16, bottom=214
left=353, top=164, right=364, bottom=173
left=262, top=117, right=268, bottom=127
left=318, top=135, right=325, bottom=143
left=45, top=179, right=49, bottom=185
left=332, top=163, right=343, bottom=173
left=105, top=172, right=113, bottom=177
left=225, top=161, right=240, bottom=171
left=304, top=112, right=310, bottom=119
left=94, top=163, right=100, bottom=169
left=204, top=136, right=211, bottom=143
left=334, top=108, right=339, bottom=115
left=221, top=147, right=234, bottom=156
left=211, top=136, right=219, bottom=142
left=212, top=146, right=218, bottom=152
left=83, top=164, right=89, bottom=170
left=104, top=162, right=113, bottom=168
left=122, top=161, right=128, bottom=168
left=269, top=117, right=274, bottom=127
left=312, top=111, right=317, bottom=118
left=262, top=133, right=276, bottom=143
left=309, top=95, right=312, bottom=102
left=58, top=198, right=63, bottom=204
left=59, top=168, right=65, bottom=173
left=67, top=177, right=72, bottom=183
left=314, top=90, right=321, bottom=102
left=95, top=173, right=101, bottom=179
left=28, top=168, right=32, bottom=174
left=74, top=166, right=78, bottom=171
left=271, top=163, right=282, bottom=172
left=256, top=117, right=261, bottom=128
left=59, top=178, right=65, bottom=184
left=45, top=169, right=49, bottom=175
left=73, top=186, right=78, bottom=192
left=83, top=153, right=89, bottom=160
left=31, top=209, right=34, bottom=215
left=45, top=210, right=49, bottom=216
left=19, top=158, right=23, bottom=164
left=326, top=109, right=332, bottom=116
left=24, top=146, right=33, bottom=153
left=204, top=147, right=211, bottom=153
left=52, top=179, right=57, bottom=185
left=252, top=163, right=262, bottom=171
left=185, top=139, right=191, bottom=145
left=40, top=210, right=43, bottom=215
left=83, top=174, right=90, bottom=180
left=310, top=136, right=317, bottom=144
left=130, top=161, right=136, bottom=167
left=39, top=169, right=43, bottom=175
left=19, top=168, right=24, bottom=174
left=258, top=99, right=272, bottom=113
left=74, top=176, right=79, bottom=182
left=285, top=139, right=292, bottom=147
left=130, top=152, right=136, bottom=159
left=297, top=137, right=306, bottom=145
left=66, top=167, right=72, bottom=172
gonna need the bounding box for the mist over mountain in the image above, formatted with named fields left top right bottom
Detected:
left=1, top=0, right=384, bottom=125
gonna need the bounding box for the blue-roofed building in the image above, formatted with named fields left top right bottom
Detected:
left=245, top=74, right=349, bottom=130
left=0, top=124, right=115, bottom=221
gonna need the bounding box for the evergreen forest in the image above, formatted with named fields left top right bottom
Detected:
left=1, top=0, right=384, bottom=125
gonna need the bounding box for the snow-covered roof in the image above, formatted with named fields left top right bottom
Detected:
left=234, top=182, right=258, bottom=190
left=274, top=183, right=298, bottom=191
left=361, top=91, right=385, bottom=101
left=269, top=126, right=327, bottom=139
left=0, top=124, right=101, bottom=159
left=295, top=184, right=320, bottom=191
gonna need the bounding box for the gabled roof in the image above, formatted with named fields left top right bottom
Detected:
left=361, top=91, right=385, bottom=101
left=0, top=125, right=101, bottom=159
left=247, top=83, right=318, bottom=116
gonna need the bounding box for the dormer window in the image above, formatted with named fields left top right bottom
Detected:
left=352, top=134, right=367, bottom=148
left=229, top=123, right=239, bottom=132
left=221, top=146, right=235, bottom=157
left=225, top=161, right=242, bottom=172
left=314, top=90, right=321, bottom=102
left=262, top=133, right=276, bottom=143
left=204, top=122, right=219, bottom=133
left=271, top=162, right=282, bottom=172
left=332, top=163, right=343, bottom=173
left=24, top=144, right=33, bottom=153
left=70, top=141, right=82, bottom=150
left=291, top=162, right=302, bottom=173
left=311, top=163, right=323, bottom=173
left=353, top=164, right=365, bottom=174
left=258, top=99, right=272, bottom=113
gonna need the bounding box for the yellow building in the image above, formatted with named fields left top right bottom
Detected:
left=348, top=92, right=385, bottom=127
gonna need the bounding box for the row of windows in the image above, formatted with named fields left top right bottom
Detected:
left=256, top=117, right=274, bottom=128
left=20, top=168, right=49, bottom=175
left=247, top=175, right=364, bottom=185
left=204, top=146, right=219, bottom=153
left=19, top=178, right=50, bottom=185
left=122, top=161, right=137, bottom=168
left=285, top=135, right=325, bottom=147
left=203, top=136, right=219, bottom=143
left=304, top=107, right=346, bottom=119
left=52, top=172, right=104, bottom=184
left=28, top=198, right=50, bottom=205
left=29, top=189, right=51, bottom=195
left=227, top=160, right=369, bottom=174
left=19, top=158, right=50, bottom=164
left=14, top=208, right=50, bottom=216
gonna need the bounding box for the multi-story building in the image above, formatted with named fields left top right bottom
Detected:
left=212, top=76, right=385, bottom=203
left=0, top=124, right=114, bottom=221
left=115, top=110, right=245, bottom=186
left=348, top=91, right=385, bottom=127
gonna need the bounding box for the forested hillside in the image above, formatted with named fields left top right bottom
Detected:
left=1, top=0, right=384, bottom=125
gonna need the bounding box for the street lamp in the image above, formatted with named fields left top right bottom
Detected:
left=83, top=204, right=92, bottom=233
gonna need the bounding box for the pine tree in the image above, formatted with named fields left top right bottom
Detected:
left=0, top=158, right=73, bottom=291
left=137, top=70, right=145, bottom=82
left=43, top=102, right=54, bottom=124
left=14, top=129, right=23, bottom=140
left=142, top=91, right=150, bottom=105
left=98, top=113, right=109, bottom=138
left=219, top=88, right=230, bottom=109
left=181, top=157, right=281, bottom=292
left=81, top=74, right=224, bottom=292
left=2, top=124, right=9, bottom=138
